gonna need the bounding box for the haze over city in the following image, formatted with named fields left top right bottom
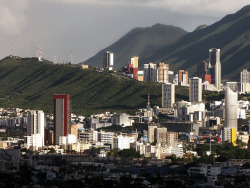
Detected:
left=0, top=0, right=249, bottom=63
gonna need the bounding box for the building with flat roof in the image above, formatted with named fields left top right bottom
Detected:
left=53, top=94, right=71, bottom=145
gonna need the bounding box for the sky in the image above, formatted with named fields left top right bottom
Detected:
left=0, top=0, right=249, bottom=63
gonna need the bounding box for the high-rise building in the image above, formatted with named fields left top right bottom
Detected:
left=225, top=82, right=238, bottom=129
left=148, top=125, right=157, bottom=143
left=177, top=70, right=188, bottom=86
left=27, top=110, right=45, bottom=138
left=189, top=77, right=202, bottom=102
left=103, top=51, right=114, bottom=70
left=53, top=94, right=71, bottom=145
left=240, top=69, right=250, bottom=93
left=143, top=63, right=157, bottom=82
left=26, top=110, right=45, bottom=150
left=197, top=61, right=209, bottom=77
left=209, top=48, right=221, bottom=91
left=157, top=63, right=169, bottom=83
left=162, top=83, right=175, bottom=108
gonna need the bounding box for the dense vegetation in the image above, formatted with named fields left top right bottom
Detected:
left=0, top=56, right=188, bottom=115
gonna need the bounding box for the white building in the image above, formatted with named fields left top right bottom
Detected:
left=26, top=134, right=44, bottom=150
left=26, top=110, right=45, bottom=150
left=225, top=82, right=238, bottom=129
left=240, top=69, right=250, bottom=93
left=103, top=51, right=114, bottom=70
left=162, top=83, right=175, bottom=108
left=112, top=135, right=135, bottom=150
left=189, top=77, right=202, bottom=102
left=209, top=48, right=221, bottom=91
left=112, top=113, right=132, bottom=127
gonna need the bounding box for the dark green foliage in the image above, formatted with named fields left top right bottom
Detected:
left=118, top=148, right=141, bottom=158
left=83, top=24, right=188, bottom=69
left=0, top=56, right=188, bottom=115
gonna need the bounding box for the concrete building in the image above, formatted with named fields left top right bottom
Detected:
left=103, top=51, right=114, bottom=70
left=155, top=127, right=168, bottom=144
left=78, top=129, right=98, bottom=144
left=177, top=70, right=188, bottom=86
left=143, top=63, right=157, bottom=82
left=148, top=125, right=157, bottom=143
left=112, top=135, right=135, bottom=150
left=189, top=77, right=202, bottom=102
left=222, top=128, right=237, bottom=146
left=157, top=63, right=169, bottom=83
left=240, top=69, right=250, bottom=94
left=53, top=94, right=71, bottom=145
left=162, top=83, right=175, bottom=108
left=225, top=82, right=238, bottom=129
left=209, top=48, right=221, bottom=91
left=26, top=110, right=45, bottom=150
left=112, top=113, right=131, bottom=127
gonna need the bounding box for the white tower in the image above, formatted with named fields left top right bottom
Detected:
left=26, top=110, right=45, bottom=149
left=209, top=48, right=221, bottom=91
left=225, top=82, right=238, bottom=129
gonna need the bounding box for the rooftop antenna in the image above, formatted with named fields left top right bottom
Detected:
left=10, top=40, right=14, bottom=57
left=53, top=56, right=57, bottom=64
left=36, top=44, right=43, bottom=61
left=70, top=54, right=73, bottom=64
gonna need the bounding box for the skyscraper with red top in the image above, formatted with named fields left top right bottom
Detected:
left=53, top=94, right=71, bottom=145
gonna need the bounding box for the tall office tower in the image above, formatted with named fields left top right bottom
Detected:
left=162, top=83, right=175, bottom=108
left=225, top=82, right=238, bottom=129
left=197, top=61, right=208, bottom=77
left=103, top=51, right=114, bottom=70
left=189, top=77, right=202, bottom=102
left=209, top=48, right=221, bottom=91
left=143, top=63, right=157, bottom=82
left=157, top=63, right=169, bottom=83
left=53, top=94, right=71, bottom=145
left=240, top=69, right=250, bottom=93
left=26, top=110, right=45, bottom=149
left=197, top=61, right=211, bottom=84
left=178, top=70, right=188, bottom=86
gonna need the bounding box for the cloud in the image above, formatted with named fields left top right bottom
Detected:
left=49, top=0, right=249, bottom=16
left=0, top=0, right=30, bottom=35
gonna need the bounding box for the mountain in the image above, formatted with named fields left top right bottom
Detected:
left=142, top=5, right=250, bottom=80
left=0, top=56, right=188, bottom=115
left=82, top=24, right=188, bottom=70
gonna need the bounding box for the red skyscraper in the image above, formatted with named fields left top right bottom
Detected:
left=53, top=94, right=71, bottom=145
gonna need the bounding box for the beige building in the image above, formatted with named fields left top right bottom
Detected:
left=157, top=63, right=169, bottom=83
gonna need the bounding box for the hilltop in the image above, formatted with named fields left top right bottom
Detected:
left=0, top=56, right=188, bottom=115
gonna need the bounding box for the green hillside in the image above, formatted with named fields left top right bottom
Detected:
left=0, top=56, right=188, bottom=115
left=142, top=5, right=250, bottom=80
left=82, top=24, right=188, bottom=69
